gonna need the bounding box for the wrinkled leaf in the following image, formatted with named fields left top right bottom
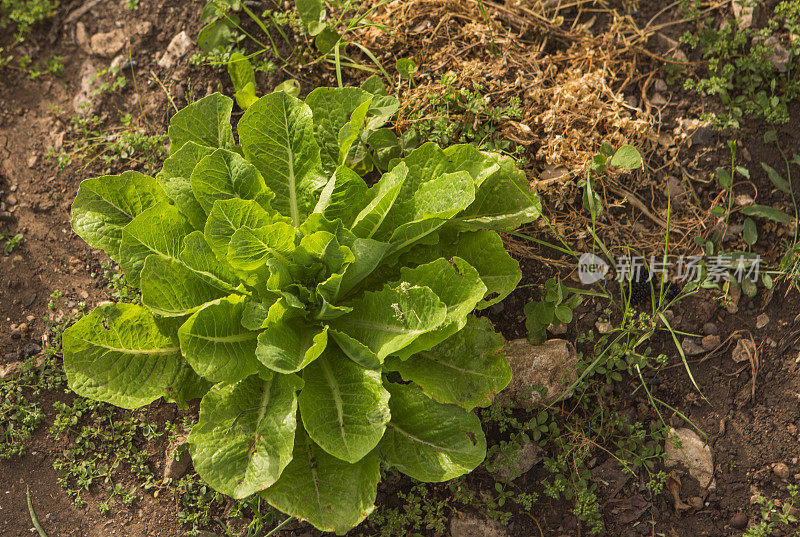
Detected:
left=299, top=347, right=390, bottom=463
left=380, top=382, right=486, bottom=481
left=63, top=303, right=184, bottom=409
left=189, top=372, right=301, bottom=498
left=261, top=428, right=380, bottom=534
left=71, top=171, right=169, bottom=260
left=178, top=295, right=261, bottom=383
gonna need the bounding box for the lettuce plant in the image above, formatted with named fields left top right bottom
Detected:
left=64, top=81, right=540, bottom=534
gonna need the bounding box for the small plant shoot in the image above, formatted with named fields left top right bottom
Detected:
left=65, top=80, right=540, bottom=533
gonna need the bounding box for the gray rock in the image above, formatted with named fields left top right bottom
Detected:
left=158, top=31, right=193, bottom=69
left=0, top=361, right=22, bottom=379
left=488, top=441, right=543, bottom=481
left=90, top=29, right=126, bottom=58
left=75, top=22, right=91, bottom=53
left=681, top=338, right=705, bottom=356
left=450, top=514, right=509, bottom=537
left=732, top=338, right=756, bottom=363
left=702, top=322, right=718, bottom=335
left=665, top=428, right=715, bottom=490
left=497, top=339, right=577, bottom=408
left=164, top=435, right=192, bottom=480
left=701, top=334, right=720, bottom=351
left=22, top=342, right=41, bottom=358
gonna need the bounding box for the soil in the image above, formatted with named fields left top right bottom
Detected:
left=2, top=0, right=800, bottom=536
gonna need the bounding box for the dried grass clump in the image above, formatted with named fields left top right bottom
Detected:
left=351, top=0, right=704, bottom=256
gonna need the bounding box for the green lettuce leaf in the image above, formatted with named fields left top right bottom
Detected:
left=256, top=321, right=327, bottom=373
left=385, top=316, right=511, bottom=410
left=63, top=303, right=185, bottom=409
left=71, top=171, right=169, bottom=260
left=140, top=255, right=235, bottom=317
left=239, top=92, right=324, bottom=226
left=178, top=295, right=261, bottom=383
left=156, top=141, right=215, bottom=229
left=168, top=92, right=235, bottom=154
left=190, top=148, right=272, bottom=214
left=261, top=428, right=380, bottom=534
left=298, top=347, right=390, bottom=463
left=379, top=381, right=486, bottom=481
left=330, top=283, right=447, bottom=365
left=204, top=198, right=276, bottom=260
left=391, top=257, right=486, bottom=358
left=189, top=372, right=302, bottom=498
left=118, top=203, right=194, bottom=285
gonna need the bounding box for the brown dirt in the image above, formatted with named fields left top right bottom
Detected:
left=2, top=0, right=800, bottom=536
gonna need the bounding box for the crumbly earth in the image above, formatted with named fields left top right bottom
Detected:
left=1, top=0, right=800, bottom=536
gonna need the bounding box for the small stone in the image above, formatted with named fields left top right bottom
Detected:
left=595, top=321, right=613, bottom=334
left=450, top=514, right=509, bottom=537
left=773, top=462, right=790, bottom=481
left=703, top=322, right=718, bottom=335
left=726, top=283, right=741, bottom=314
left=135, top=20, right=153, bottom=35
left=498, top=339, right=578, bottom=408
left=665, top=176, right=685, bottom=200
left=732, top=0, right=754, bottom=29
left=75, top=21, right=91, bottom=52
left=158, top=31, right=193, bottom=69
left=654, top=79, right=667, bottom=92
left=688, top=496, right=704, bottom=510
left=665, top=428, right=715, bottom=490
left=651, top=93, right=668, bottom=106
left=24, top=292, right=37, bottom=308
left=488, top=441, right=543, bottom=481
left=27, top=154, right=37, bottom=168
left=732, top=338, right=756, bottom=364
left=701, top=335, right=720, bottom=351
left=6, top=195, right=17, bottom=205
left=164, top=435, right=192, bottom=480
left=540, top=165, right=568, bottom=181
left=547, top=322, right=567, bottom=335
left=681, top=338, right=706, bottom=356
left=0, top=362, right=22, bottom=379
left=756, top=313, right=769, bottom=329
left=22, top=342, right=42, bottom=359
left=90, top=29, right=127, bottom=58
left=730, top=512, right=748, bottom=529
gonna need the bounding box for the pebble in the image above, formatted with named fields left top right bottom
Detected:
left=773, top=462, right=790, bottom=480
left=756, top=313, right=769, bottom=329
left=6, top=195, right=17, bottom=205
left=730, top=512, right=748, bottom=529
left=22, top=342, right=41, bottom=359
left=0, top=362, right=22, bottom=379
left=701, top=334, right=721, bottom=351
left=651, top=92, right=668, bottom=106
left=703, top=322, right=718, bottom=335
left=681, top=338, right=706, bottom=356
left=157, top=31, right=193, bottom=69
left=595, top=321, right=613, bottom=333
left=688, top=496, right=704, bottom=510
left=90, top=29, right=127, bottom=58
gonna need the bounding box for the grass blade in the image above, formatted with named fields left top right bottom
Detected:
left=26, top=487, right=49, bottom=537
